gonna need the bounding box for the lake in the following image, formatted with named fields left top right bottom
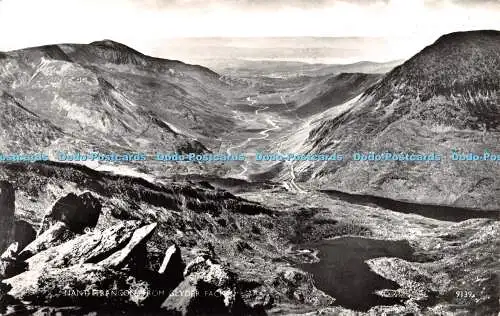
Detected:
left=299, top=236, right=414, bottom=311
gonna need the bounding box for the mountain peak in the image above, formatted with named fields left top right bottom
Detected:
left=89, top=39, right=144, bottom=55
left=434, top=29, right=500, bottom=44
left=367, top=30, right=500, bottom=102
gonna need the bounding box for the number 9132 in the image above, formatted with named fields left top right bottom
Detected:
left=455, top=290, right=476, bottom=299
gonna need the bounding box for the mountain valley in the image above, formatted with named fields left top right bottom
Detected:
left=0, top=31, right=499, bottom=316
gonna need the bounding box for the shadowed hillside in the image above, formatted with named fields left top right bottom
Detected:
left=0, top=40, right=232, bottom=156
left=293, top=30, right=500, bottom=209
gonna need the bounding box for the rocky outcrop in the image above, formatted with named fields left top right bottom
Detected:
left=26, top=221, right=140, bottom=271
left=0, top=256, right=17, bottom=280
left=98, top=222, right=157, bottom=269
left=161, top=255, right=252, bottom=315
left=2, top=263, right=151, bottom=307
left=39, top=192, right=102, bottom=234
left=158, top=244, right=185, bottom=295
left=272, top=267, right=334, bottom=306
left=0, top=220, right=185, bottom=312
left=183, top=256, right=236, bottom=289
left=0, top=281, right=12, bottom=314
left=0, top=242, right=19, bottom=260
left=159, top=244, right=184, bottom=276
left=160, top=278, right=202, bottom=316
left=136, top=243, right=185, bottom=308
left=19, top=221, right=74, bottom=260
left=0, top=181, right=15, bottom=253
left=0, top=242, right=26, bottom=279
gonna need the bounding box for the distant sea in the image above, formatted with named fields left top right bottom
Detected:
left=152, top=36, right=434, bottom=66
left=238, top=57, right=379, bottom=65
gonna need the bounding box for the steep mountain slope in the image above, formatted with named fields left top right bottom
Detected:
left=293, top=30, right=500, bottom=209
left=0, top=40, right=232, bottom=156
left=294, top=73, right=381, bottom=117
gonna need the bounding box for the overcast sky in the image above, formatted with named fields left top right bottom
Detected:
left=0, top=0, right=499, bottom=58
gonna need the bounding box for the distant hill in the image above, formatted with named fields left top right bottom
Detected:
left=211, top=59, right=402, bottom=78
left=292, top=30, right=500, bottom=209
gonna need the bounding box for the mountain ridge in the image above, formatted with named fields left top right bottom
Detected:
left=362, top=30, right=500, bottom=129
left=3, top=39, right=222, bottom=79
left=0, top=38, right=241, bottom=179
left=293, top=30, right=500, bottom=209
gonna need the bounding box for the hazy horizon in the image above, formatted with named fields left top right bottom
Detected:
left=3, top=32, right=496, bottom=66
left=1, top=0, right=499, bottom=63
left=149, top=35, right=439, bottom=65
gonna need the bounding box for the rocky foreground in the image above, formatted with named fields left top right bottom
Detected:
left=0, top=161, right=498, bottom=315
left=0, top=162, right=350, bottom=315
left=0, top=180, right=273, bottom=315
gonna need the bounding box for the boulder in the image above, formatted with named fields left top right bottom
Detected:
left=161, top=255, right=251, bottom=315
left=2, top=263, right=151, bottom=307
left=160, top=278, right=191, bottom=313
left=0, top=257, right=16, bottom=280
left=161, top=276, right=246, bottom=316
left=19, top=221, right=74, bottom=260
left=26, top=221, right=140, bottom=271
left=98, top=222, right=157, bottom=269
left=0, top=281, right=13, bottom=314
left=153, top=244, right=185, bottom=301
left=183, top=256, right=236, bottom=288
left=119, top=243, right=150, bottom=276
left=160, top=278, right=207, bottom=316
left=159, top=244, right=184, bottom=276
left=0, top=242, right=27, bottom=279
left=0, top=181, right=15, bottom=253
left=39, top=192, right=102, bottom=234
left=0, top=242, right=19, bottom=260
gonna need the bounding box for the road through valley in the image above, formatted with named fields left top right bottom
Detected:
left=223, top=95, right=308, bottom=193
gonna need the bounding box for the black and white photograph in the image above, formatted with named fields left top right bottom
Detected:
left=0, top=0, right=499, bottom=315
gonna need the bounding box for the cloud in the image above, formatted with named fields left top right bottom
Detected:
left=426, top=0, right=500, bottom=5
left=140, top=0, right=497, bottom=8
left=0, top=0, right=498, bottom=54
left=137, top=0, right=391, bottom=9
left=450, top=0, right=499, bottom=3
